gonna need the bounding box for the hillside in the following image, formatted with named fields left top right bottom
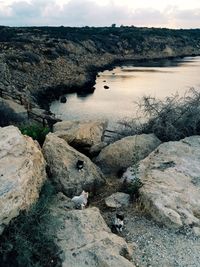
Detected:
left=0, top=26, right=200, bottom=108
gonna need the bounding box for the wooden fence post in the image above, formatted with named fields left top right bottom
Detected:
left=19, top=95, right=23, bottom=105
left=42, top=118, right=46, bottom=127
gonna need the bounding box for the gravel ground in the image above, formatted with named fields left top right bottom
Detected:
left=53, top=177, right=200, bottom=267
left=101, top=206, right=200, bottom=267
left=91, top=177, right=200, bottom=267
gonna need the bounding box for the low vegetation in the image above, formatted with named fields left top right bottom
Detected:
left=0, top=181, right=61, bottom=267
left=20, top=123, right=50, bottom=146
left=119, top=88, right=200, bottom=142
left=121, top=149, right=143, bottom=200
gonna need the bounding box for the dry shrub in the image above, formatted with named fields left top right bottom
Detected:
left=119, top=88, right=200, bottom=142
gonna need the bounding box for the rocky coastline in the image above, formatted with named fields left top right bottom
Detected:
left=1, top=26, right=200, bottom=110
left=1, top=120, right=200, bottom=266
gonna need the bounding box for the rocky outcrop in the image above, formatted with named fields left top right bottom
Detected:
left=0, top=126, right=46, bottom=234
left=53, top=120, right=107, bottom=154
left=139, top=136, right=200, bottom=229
left=0, top=97, right=28, bottom=124
left=42, top=133, right=105, bottom=197
left=96, top=134, right=161, bottom=174
left=0, top=97, right=27, bottom=118
left=105, top=192, right=130, bottom=208
left=50, top=197, right=135, bottom=267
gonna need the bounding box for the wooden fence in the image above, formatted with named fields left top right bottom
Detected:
left=0, top=88, right=61, bottom=128
left=27, top=110, right=61, bottom=128
left=103, top=129, right=124, bottom=142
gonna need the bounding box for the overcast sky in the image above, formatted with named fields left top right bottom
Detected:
left=0, top=0, right=199, bottom=28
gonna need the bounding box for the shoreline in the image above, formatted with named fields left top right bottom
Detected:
left=40, top=53, right=200, bottom=111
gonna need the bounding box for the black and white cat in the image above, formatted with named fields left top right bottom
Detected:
left=112, top=213, right=124, bottom=233
left=76, top=160, right=84, bottom=171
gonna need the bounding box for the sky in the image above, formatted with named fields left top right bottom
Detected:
left=0, top=0, right=200, bottom=28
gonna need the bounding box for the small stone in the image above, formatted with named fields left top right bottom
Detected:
left=60, top=96, right=67, bottom=103
left=193, top=227, right=200, bottom=236
left=105, top=192, right=130, bottom=208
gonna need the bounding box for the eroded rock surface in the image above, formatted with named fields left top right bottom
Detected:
left=50, top=199, right=135, bottom=267
left=139, top=136, right=200, bottom=229
left=42, top=133, right=105, bottom=197
left=96, top=134, right=161, bottom=174
left=0, top=126, right=46, bottom=234
left=53, top=120, right=107, bottom=153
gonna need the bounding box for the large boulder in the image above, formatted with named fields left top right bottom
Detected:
left=42, top=133, right=105, bottom=197
left=0, top=126, right=46, bottom=234
left=139, top=136, right=200, bottom=229
left=50, top=197, right=135, bottom=267
left=95, top=134, right=161, bottom=174
left=53, top=120, right=108, bottom=152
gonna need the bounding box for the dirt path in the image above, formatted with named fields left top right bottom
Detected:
left=90, top=178, right=200, bottom=267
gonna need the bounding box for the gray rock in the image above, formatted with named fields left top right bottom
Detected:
left=0, top=126, right=46, bottom=234
left=53, top=120, right=108, bottom=152
left=89, top=141, right=108, bottom=157
left=60, top=96, right=67, bottom=103
left=0, top=97, right=28, bottom=122
left=193, top=227, right=200, bottom=236
left=139, top=136, right=200, bottom=228
left=50, top=199, right=135, bottom=267
left=42, top=133, right=105, bottom=197
left=96, top=134, right=161, bottom=174
left=105, top=192, right=130, bottom=208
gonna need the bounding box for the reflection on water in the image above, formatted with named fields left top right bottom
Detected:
left=122, top=69, right=172, bottom=73
left=50, top=56, right=200, bottom=127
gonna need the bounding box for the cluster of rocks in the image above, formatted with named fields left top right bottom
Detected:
left=51, top=194, right=135, bottom=267
left=1, top=120, right=200, bottom=265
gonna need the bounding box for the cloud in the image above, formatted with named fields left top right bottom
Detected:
left=0, top=0, right=199, bottom=28
left=170, top=8, right=200, bottom=28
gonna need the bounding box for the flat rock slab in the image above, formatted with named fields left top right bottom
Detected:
left=96, top=134, right=161, bottom=174
left=105, top=192, right=130, bottom=208
left=50, top=199, right=135, bottom=267
left=139, top=136, right=200, bottom=229
left=42, top=133, right=105, bottom=197
left=0, top=126, right=46, bottom=234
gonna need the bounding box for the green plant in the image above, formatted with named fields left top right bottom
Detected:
left=121, top=143, right=143, bottom=199
left=124, top=176, right=143, bottom=199
left=20, top=123, right=50, bottom=146
left=0, top=181, right=61, bottom=267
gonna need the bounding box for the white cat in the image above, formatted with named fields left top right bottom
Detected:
left=71, top=190, right=89, bottom=209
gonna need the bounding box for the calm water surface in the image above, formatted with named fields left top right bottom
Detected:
left=51, top=56, right=200, bottom=127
